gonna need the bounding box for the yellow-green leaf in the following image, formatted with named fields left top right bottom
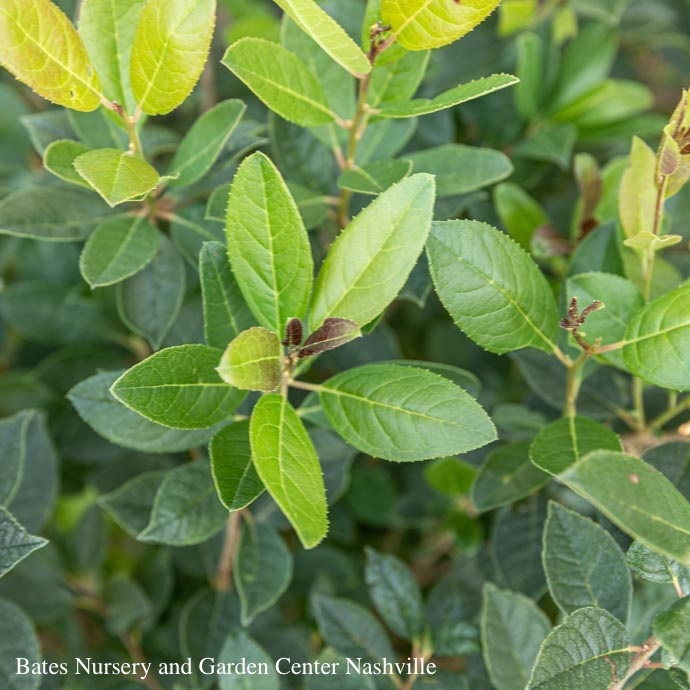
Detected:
left=618, top=137, right=657, bottom=239
left=272, top=0, right=371, bottom=77
left=217, top=327, right=282, bottom=392
left=0, top=0, right=102, bottom=111
left=79, top=0, right=147, bottom=114
left=250, top=394, right=328, bottom=549
left=130, top=0, right=216, bottom=115
left=382, top=0, right=502, bottom=51
left=74, top=148, right=160, bottom=206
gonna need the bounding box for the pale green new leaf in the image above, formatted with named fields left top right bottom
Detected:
left=0, top=0, right=102, bottom=111
left=561, top=451, right=690, bottom=566
left=0, top=599, right=41, bottom=690
left=80, top=215, right=160, bottom=287
left=43, top=139, right=90, bottom=187
left=319, top=364, right=496, bottom=462
left=235, top=521, right=292, bottom=625
left=622, top=284, right=690, bottom=391
left=272, top=0, right=370, bottom=77
left=78, top=0, right=146, bottom=112
left=382, top=0, right=502, bottom=50
left=368, top=50, right=430, bottom=108
left=481, top=584, right=551, bottom=690
left=530, top=417, right=623, bottom=476
left=310, top=174, right=435, bottom=329
left=217, top=327, right=282, bottom=392
left=226, top=152, right=314, bottom=335
left=0, top=187, right=117, bottom=241
left=427, top=220, right=560, bottom=354
left=0, top=507, right=46, bottom=579
left=222, top=38, right=336, bottom=127
left=544, top=503, right=631, bottom=622
left=618, top=136, right=657, bottom=239
left=111, top=345, right=246, bottom=430
left=378, top=74, right=519, bottom=118
left=130, top=0, right=216, bottom=115
left=199, top=242, right=256, bottom=350
left=527, top=608, right=629, bottom=689
left=74, top=148, right=160, bottom=206
left=249, top=394, right=327, bottom=549
left=140, top=462, right=228, bottom=546
left=168, top=99, right=246, bottom=189
left=210, top=421, right=264, bottom=511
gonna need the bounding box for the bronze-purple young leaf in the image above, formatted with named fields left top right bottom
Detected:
left=298, top=318, right=361, bottom=357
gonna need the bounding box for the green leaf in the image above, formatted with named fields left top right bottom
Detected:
left=74, top=148, right=160, bottom=206
left=319, top=364, right=496, bottom=462
left=210, top=421, right=264, bottom=511
left=566, top=273, right=644, bottom=369
left=69, top=371, right=222, bottom=453
left=622, top=284, right=690, bottom=391
left=217, top=327, right=282, bottom=392
left=272, top=0, right=370, bottom=77
left=644, top=443, right=690, bottom=501
left=627, top=542, right=690, bottom=591
left=309, top=174, right=435, bottom=329
left=140, top=462, right=228, bottom=546
left=337, top=159, right=413, bottom=195
left=560, top=451, right=690, bottom=566
left=222, top=38, right=336, bottom=126
left=217, top=632, right=280, bottom=690
left=364, top=547, right=424, bottom=641
left=544, top=503, right=631, bottom=622
left=530, top=417, right=623, bottom=475
left=527, top=607, right=630, bottom=689
left=0, top=187, right=117, bottom=241
left=80, top=215, right=160, bottom=288
left=368, top=50, right=429, bottom=108
left=0, top=0, right=101, bottom=111
left=654, top=597, right=690, bottom=674
left=249, top=394, right=327, bottom=549
left=99, top=471, right=166, bottom=538
left=377, top=74, right=519, bottom=117
left=78, top=0, right=146, bottom=113
left=226, top=152, right=314, bottom=334
left=494, top=182, right=548, bottom=250
left=116, top=235, right=185, bottom=348
left=235, top=521, right=292, bottom=625
left=382, top=0, right=502, bottom=50
left=304, top=650, right=377, bottom=690
left=111, top=345, right=246, bottom=430
left=481, top=583, right=551, bottom=690
left=199, top=242, right=256, bottom=350
left=313, top=594, right=395, bottom=662
left=471, top=442, right=550, bottom=512
left=0, top=598, right=41, bottom=690
left=408, top=144, right=512, bottom=197
left=0, top=410, right=57, bottom=532
left=618, top=136, right=657, bottom=239
left=427, top=220, right=560, bottom=354
left=168, top=100, right=246, bottom=189
left=130, top=0, right=216, bottom=115
left=0, top=507, right=46, bottom=579
left=43, top=139, right=91, bottom=187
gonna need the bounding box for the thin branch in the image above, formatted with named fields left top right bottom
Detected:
left=609, top=637, right=662, bottom=690
left=215, top=511, right=243, bottom=592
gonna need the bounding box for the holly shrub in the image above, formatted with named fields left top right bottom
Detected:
left=0, top=0, right=689, bottom=689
